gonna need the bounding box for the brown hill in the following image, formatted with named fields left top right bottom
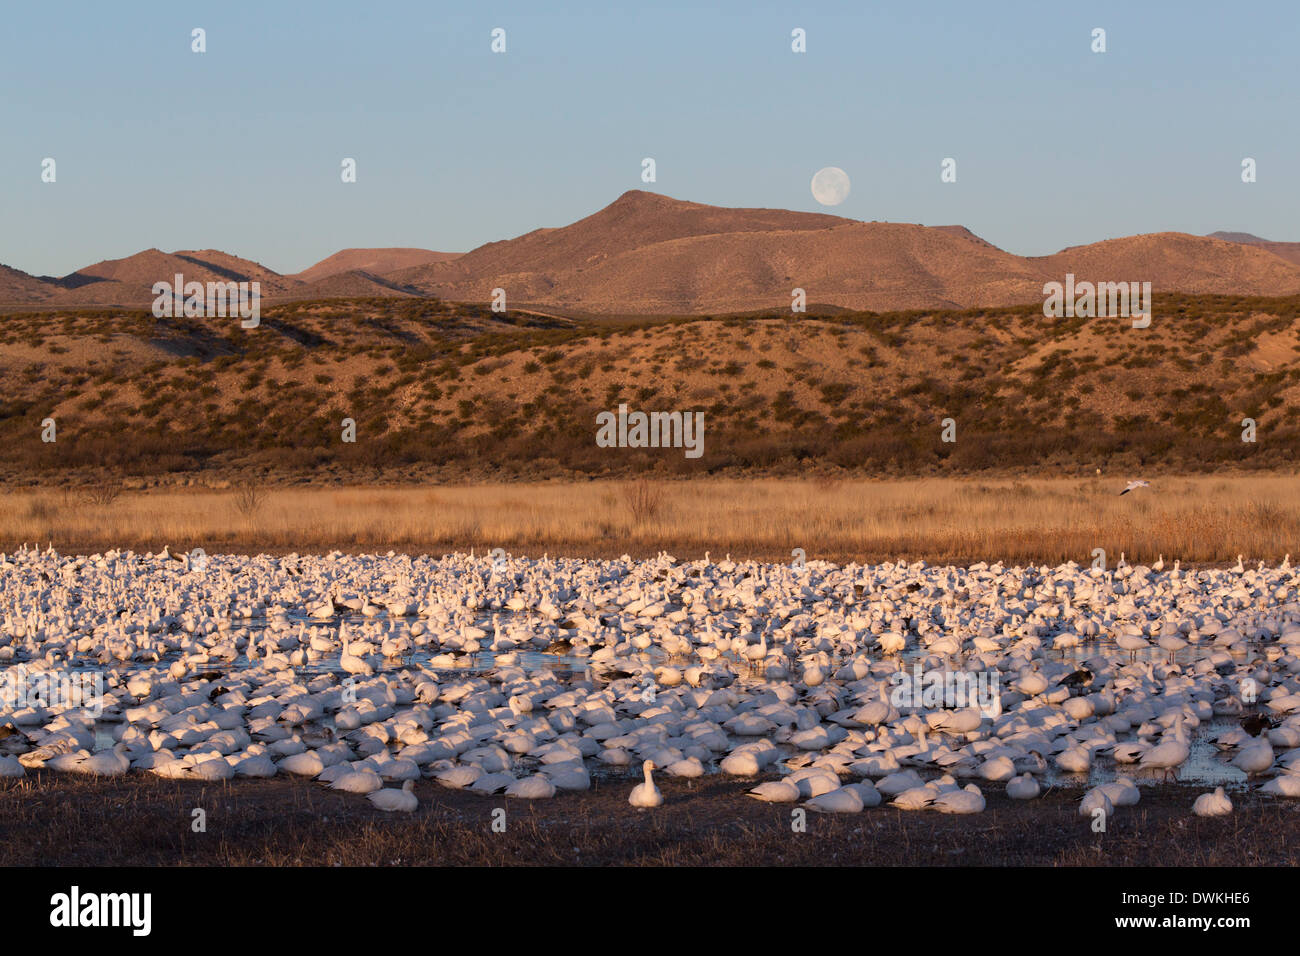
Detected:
left=6, top=193, right=1300, bottom=313
left=458, top=190, right=856, bottom=269
left=0, top=263, right=60, bottom=304
left=292, top=270, right=422, bottom=299
left=1256, top=244, right=1300, bottom=268
left=932, top=225, right=1004, bottom=251
left=55, top=249, right=303, bottom=305
left=5, top=294, right=1300, bottom=485
left=1206, top=231, right=1300, bottom=269
left=172, top=249, right=292, bottom=289
left=385, top=192, right=1300, bottom=312
left=1037, top=233, right=1300, bottom=296
left=469, top=220, right=1044, bottom=313
left=387, top=191, right=864, bottom=306
left=293, top=248, right=460, bottom=283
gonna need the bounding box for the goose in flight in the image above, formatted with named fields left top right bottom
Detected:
left=1119, top=480, right=1150, bottom=496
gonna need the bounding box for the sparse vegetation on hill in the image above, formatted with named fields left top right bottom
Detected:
left=2, top=293, right=1300, bottom=483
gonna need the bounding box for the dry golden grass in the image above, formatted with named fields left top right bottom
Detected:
left=3, top=475, right=1297, bottom=565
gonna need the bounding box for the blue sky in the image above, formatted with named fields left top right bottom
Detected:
left=3, top=0, right=1297, bottom=276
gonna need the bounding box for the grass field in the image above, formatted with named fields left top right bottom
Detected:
left=4, top=474, right=1297, bottom=565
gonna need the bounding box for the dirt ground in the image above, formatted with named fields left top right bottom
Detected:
left=2, top=771, right=1295, bottom=867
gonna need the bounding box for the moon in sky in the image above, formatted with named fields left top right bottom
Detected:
left=810, top=166, right=850, bottom=206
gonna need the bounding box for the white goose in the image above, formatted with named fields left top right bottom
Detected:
left=1139, top=716, right=1191, bottom=780
left=1006, top=774, right=1040, bottom=800
left=339, top=627, right=374, bottom=677
left=748, top=779, right=800, bottom=802
left=368, top=779, right=418, bottom=812
left=73, top=742, right=131, bottom=777
left=1192, top=786, right=1232, bottom=817
left=628, top=759, right=663, bottom=808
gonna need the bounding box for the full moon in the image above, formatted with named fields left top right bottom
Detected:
left=810, top=166, right=850, bottom=206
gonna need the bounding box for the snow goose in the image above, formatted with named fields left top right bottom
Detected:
left=1006, top=774, right=1040, bottom=800
left=663, top=756, right=705, bottom=778
left=891, top=783, right=941, bottom=811
left=1259, top=775, right=1300, bottom=797
left=329, top=768, right=383, bottom=793
left=505, top=774, right=557, bottom=799
left=1079, top=787, right=1114, bottom=818
left=931, top=783, right=985, bottom=814
left=1138, top=717, right=1191, bottom=780
left=806, top=786, right=864, bottom=813
left=1232, top=737, right=1275, bottom=775
left=875, top=769, right=925, bottom=796
left=73, top=742, right=131, bottom=777
left=278, top=750, right=325, bottom=777
left=1096, top=777, right=1141, bottom=807
left=1055, top=742, right=1093, bottom=773
left=977, top=755, right=1016, bottom=782
left=435, top=765, right=484, bottom=789
left=0, top=755, right=26, bottom=778
left=628, top=759, right=663, bottom=808
left=748, top=779, right=800, bottom=802
left=469, top=771, right=516, bottom=794
left=368, top=779, right=418, bottom=812
left=1192, top=787, right=1232, bottom=816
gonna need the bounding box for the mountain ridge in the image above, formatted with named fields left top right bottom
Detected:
left=3, top=191, right=1299, bottom=313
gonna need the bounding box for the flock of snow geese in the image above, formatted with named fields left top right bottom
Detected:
left=2, top=544, right=1300, bottom=823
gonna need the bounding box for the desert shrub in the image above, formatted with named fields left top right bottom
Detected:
left=232, top=481, right=265, bottom=517
left=81, top=481, right=123, bottom=507
left=623, top=479, right=665, bottom=523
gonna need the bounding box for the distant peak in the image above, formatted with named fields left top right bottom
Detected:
left=1207, top=231, right=1270, bottom=244
left=609, top=189, right=683, bottom=207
